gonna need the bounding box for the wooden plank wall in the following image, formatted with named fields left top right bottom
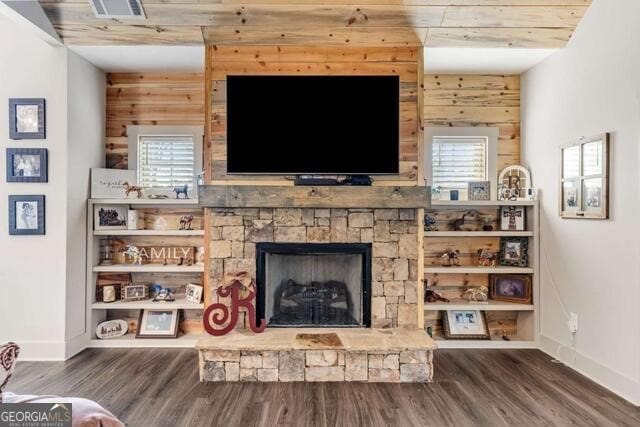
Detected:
left=423, top=74, right=520, bottom=171
left=105, top=73, right=205, bottom=169
left=205, top=45, right=422, bottom=185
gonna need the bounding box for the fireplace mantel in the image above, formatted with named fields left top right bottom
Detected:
left=198, top=185, right=430, bottom=209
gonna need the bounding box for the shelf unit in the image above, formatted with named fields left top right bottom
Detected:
left=424, top=199, right=540, bottom=349
left=86, top=199, right=206, bottom=348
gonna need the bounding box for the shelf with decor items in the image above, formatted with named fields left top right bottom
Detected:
left=423, top=199, right=539, bottom=349
left=86, top=199, right=206, bottom=349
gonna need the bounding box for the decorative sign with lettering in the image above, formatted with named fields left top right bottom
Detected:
left=91, top=168, right=137, bottom=199
left=121, top=246, right=195, bottom=265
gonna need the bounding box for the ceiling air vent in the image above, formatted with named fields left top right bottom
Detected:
left=89, top=0, right=146, bottom=19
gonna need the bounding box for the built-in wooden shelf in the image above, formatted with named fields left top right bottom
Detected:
left=92, top=299, right=204, bottom=310
left=434, top=338, right=537, bottom=349
left=88, top=333, right=203, bottom=349
left=93, top=229, right=204, bottom=236
left=424, top=231, right=533, bottom=237
left=424, top=266, right=534, bottom=274
left=93, top=265, right=204, bottom=273
left=431, top=200, right=536, bottom=207
left=424, top=299, right=534, bottom=311
left=90, top=198, right=199, bottom=207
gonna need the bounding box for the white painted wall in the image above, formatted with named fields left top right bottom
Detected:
left=0, top=13, right=104, bottom=360
left=521, top=0, right=640, bottom=405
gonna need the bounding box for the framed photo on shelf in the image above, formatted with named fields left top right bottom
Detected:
left=185, top=283, right=203, bottom=304
left=499, top=237, right=528, bottom=267
left=136, top=309, right=180, bottom=339
left=121, top=283, right=149, bottom=302
left=8, top=195, right=45, bottom=235
left=468, top=181, right=490, bottom=201
left=94, top=205, right=128, bottom=230
left=489, top=275, right=532, bottom=304
left=9, top=98, right=46, bottom=139
left=500, top=206, right=525, bottom=231
left=560, top=133, right=609, bottom=219
left=6, top=148, right=48, bottom=183
left=442, top=310, right=490, bottom=340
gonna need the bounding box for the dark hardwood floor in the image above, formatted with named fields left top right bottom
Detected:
left=9, top=349, right=639, bottom=426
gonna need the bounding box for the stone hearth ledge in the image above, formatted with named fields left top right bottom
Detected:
left=196, top=329, right=437, bottom=383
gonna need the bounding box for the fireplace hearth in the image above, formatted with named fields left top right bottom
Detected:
left=256, top=243, right=372, bottom=328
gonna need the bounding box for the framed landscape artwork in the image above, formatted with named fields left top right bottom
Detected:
left=560, top=133, right=609, bottom=219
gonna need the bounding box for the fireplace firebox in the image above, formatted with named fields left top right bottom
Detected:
left=256, top=243, right=372, bottom=328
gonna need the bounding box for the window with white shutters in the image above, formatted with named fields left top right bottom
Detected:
left=137, top=135, right=195, bottom=188
left=431, top=136, right=488, bottom=191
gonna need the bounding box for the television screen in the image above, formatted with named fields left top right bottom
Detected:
left=226, top=75, right=399, bottom=175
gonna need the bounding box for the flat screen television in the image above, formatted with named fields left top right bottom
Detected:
left=226, top=75, right=400, bottom=175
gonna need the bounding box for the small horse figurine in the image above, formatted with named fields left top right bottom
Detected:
left=465, top=286, right=488, bottom=302
left=122, top=181, right=143, bottom=199
left=179, top=215, right=194, bottom=230
left=173, top=184, right=189, bottom=199
left=123, top=245, right=143, bottom=265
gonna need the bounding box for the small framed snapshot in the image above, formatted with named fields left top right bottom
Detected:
left=185, top=283, right=203, bottom=304
left=468, top=181, right=490, bottom=201
left=500, top=206, right=526, bottom=231
left=6, top=148, right=48, bottom=183
left=94, top=205, right=128, bottom=230
left=499, top=237, right=529, bottom=267
left=442, top=310, right=490, bottom=340
left=121, top=283, right=149, bottom=302
left=136, top=309, right=180, bottom=339
left=489, top=275, right=532, bottom=304
left=9, top=195, right=45, bottom=235
left=9, top=98, right=46, bottom=139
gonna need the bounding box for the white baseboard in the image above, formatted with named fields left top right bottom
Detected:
left=14, top=340, right=66, bottom=361
left=540, top=334, right=640, bottom=406
left=65, top=333, right=88, bottom=359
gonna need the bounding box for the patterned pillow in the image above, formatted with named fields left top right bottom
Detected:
left=0, top=343, right=20, bottom=403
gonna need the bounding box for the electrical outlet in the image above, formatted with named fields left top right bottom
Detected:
left=568, top=312, right=578, bottom=333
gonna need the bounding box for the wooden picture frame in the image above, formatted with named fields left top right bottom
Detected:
left=6, top=148, right=48, bottom=183
left=489, top=275, right=532, bottom=304
left=9, top=98, right=46, bottom=139
left=442, top=310, right=490, bottom=340
left=136, top=309, right=180, bottom=339
left=121, top=283, right=149, bottom=302
left=8, top=195, right=45, bottom=235
left=560, top=133, right=609, bottom=219
left=499, top=237, right=528, bottom=267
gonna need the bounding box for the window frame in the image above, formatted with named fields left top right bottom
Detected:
left=127, top=125, right=203, bottom=193
left=425, top=127, right=499, bottom=200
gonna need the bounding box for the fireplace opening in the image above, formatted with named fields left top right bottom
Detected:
left=256, top=243, right=371, bottom=328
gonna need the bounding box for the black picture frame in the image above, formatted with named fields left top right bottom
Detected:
left=499, top=237, right=529, bottom=267
left=9, top=98, right=46, bottom=140
left=6, top=148, right=48, bottom=183
left=8, top=195, right=45, bottom=235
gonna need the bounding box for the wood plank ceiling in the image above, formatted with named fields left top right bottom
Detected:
left=39, top=0, right=591, bottom=48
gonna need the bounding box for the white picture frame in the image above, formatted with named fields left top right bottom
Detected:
left=94, top=205, right=128, bottom=230
left=136, top=309, right=180, bottom=338
left=91, top=168, right=137, bottom=199
left=185, top=283, right=204, bottom=304
left=500, top=206, right=526, bottom=231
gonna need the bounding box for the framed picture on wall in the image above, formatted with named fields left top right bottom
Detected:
left=9, top=98, right=46, bottom=140
left=8, top=195, right=45, bottom=235
left=6, top=148, right=48, bottom=183
left=560, top=133, right=609, bottom=219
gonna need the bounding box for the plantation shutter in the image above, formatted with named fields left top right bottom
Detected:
left=432, top=136, right=488, bottom=191
left=137, top=135, right=195, bottom=188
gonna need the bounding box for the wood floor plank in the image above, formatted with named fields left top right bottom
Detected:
left=7, top=349, right=640, bottom=426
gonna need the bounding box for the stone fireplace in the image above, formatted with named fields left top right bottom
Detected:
left=256, top=243, right=372, bottom=328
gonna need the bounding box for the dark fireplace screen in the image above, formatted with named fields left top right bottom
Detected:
left=256, top=243, right=371, bottom=328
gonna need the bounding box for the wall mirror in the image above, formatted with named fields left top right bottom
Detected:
left=560, top=133, right=609, bottom=219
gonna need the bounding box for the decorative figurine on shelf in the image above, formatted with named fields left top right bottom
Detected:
left=123, top=245, right=142, bottom=265
left=424, top=213, right=439, bottom=232
left=477, top=249, right=497, bottom=267
left=431, top=186, right=443, bottom=201
left=203, top=272, right=266, bottom=336
left=173, top=184, right=189, bottom=199
left=122, top=181, right=143, bottom=199
left=498, top=183, right=518, bottom=201
left=152, top=287, right=175, bottom=302
left=441, top=249, right=461, bottom=267
left=179, top=215, right=194, bottom=230
left=425, top=289, right=450, bottom=303
left=464, top=286, right=488, bottom=303
left=449, top=210, right=480, bottom=231
left=481, top=216, right=494, bottom=231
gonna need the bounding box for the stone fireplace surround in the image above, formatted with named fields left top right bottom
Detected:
left=198, top=185, right=435, bottom=383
